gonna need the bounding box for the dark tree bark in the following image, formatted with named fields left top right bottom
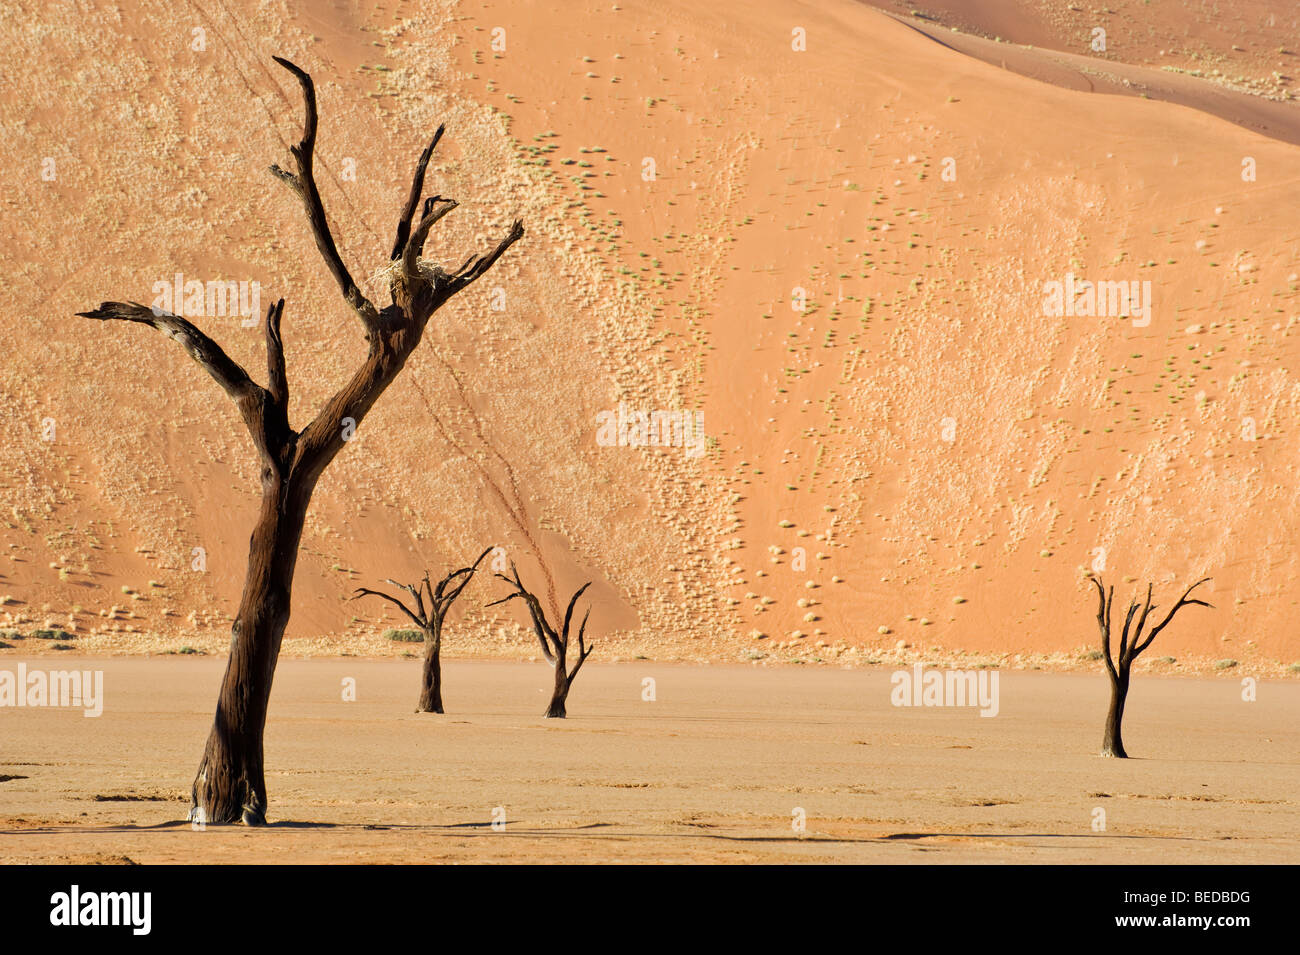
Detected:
left=1101, top=671, right=1130, bottom=759
left=78, top=57, right=523, bottom=824
left=1090, top=575, right=1213, bottom=758
left=422, top=617, right=445, bottom=714
left=353, top=547, right=493, bottom=714
left=487, top=564, right=593, bottom=718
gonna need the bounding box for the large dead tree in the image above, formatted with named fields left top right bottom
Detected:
left=488, top=564, right=594, bottom=718
left=77, top=57, right=523, bottom=824
left=1090, top=575, right=1212, bottom=758
left=352, top=547, right=493, bottom=713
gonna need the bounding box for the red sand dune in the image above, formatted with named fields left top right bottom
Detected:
left=0, top=0, right=1297, bottom=677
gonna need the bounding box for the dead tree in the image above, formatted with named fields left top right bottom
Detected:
left=352, top=547, right=493, bottom=713
left=77, top=57, right=523, bottom=824
left=488, top=564, right=594, bottom=718
left=1090, top=575, right=1212, bottom=758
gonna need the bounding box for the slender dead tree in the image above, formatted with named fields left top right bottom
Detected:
left=1090, top=575, right=1213, bottom=758
left=77, top=57, right=523, bottom=824
left=352, top=547, right=493, bottom=713
left=488, top=564, right=594, bottom=718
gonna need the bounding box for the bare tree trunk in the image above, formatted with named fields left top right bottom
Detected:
left=77, top=58, right=525, bottom=825
left=545, top=662, right=569, bottom=719
left=1101, top=670, right=1129, bottom=759
left=489, top=565, right=594, bottom=719
left=191, top=477, right=310, bottom=824
left=1090, top=576, right=1211, bottom=760
left=356, top=547, right=493, bottom=714
left=80, top=58, right=521, bottom=824
left=418, top=618, right=443, bottom=714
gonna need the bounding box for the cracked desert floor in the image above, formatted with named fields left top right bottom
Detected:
left=2, top=659, right=1297, bottom=863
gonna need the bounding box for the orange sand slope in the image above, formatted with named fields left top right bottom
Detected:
left=1, top=0, right=1299, bottom=669
left=872, top=4, right=1300, bottom=146
left=868, top=0, right=1300, bottom=113
left=2, top=659, right=1296, bottom=864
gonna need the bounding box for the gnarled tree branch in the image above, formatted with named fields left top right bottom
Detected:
left=352, top=586, right=424, bottom=630
left=265, top=297, right=288, bottom=409
left=391, top=125, right=446, bottom=260
left=354, top=547, right=496, bottom=713
left=1138, top=577, right=1213, bottom=655
left=79, top=54, right=525, bottom=822
left=403, top=196, right=459, bottom=279
left=451, top=219, right=526, bottom=292
left=269, top=55, right=381, bottom=335
left=488, top=564, right=595, bottom=717
left=77, top=301, right=260, bottom=402
left=75, top=300, right=292, bottom=470
left=1091, top=574, right=1213, bottom=758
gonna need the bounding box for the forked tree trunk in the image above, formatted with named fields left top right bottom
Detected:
left=1090, top=575, right=1211, bottom=760
left=418, top=618, right=444, bottom=714
left=356, top=548, right=494, bottom=714
left=1101, top=669, right=1130, bottom=759
left=191, top=476, right=311, bottom=825
left=487, top=565, right=594, bottom=719
left=86, top=58, right=523, bottom=824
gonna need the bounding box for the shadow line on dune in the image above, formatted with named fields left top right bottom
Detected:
left=874, top=7, right=1300, bottom=147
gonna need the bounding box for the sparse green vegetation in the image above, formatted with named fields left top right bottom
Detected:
left=384, top=629, right=424, bottom=643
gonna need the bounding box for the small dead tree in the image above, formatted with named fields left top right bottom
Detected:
left=488, top=564, right=594, bottom=718
left=77, top=57, right=522, bottom=824
left=352, top=547, right=493, bottom=713
left=1090, top=575, right=1213, bottom=758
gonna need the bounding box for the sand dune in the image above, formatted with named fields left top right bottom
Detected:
left=1, top=0, right=1299, bottom=673
left=875, top=6, right=1300, bottom=145
left=2, top=0, right=1299, bottom=871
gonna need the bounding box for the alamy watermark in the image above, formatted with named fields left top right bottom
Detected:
left=151, top=272, right=261, bottom=325
left=1042, top=273, right=1151, bottom=327
left=49, top=885, right=150, bottom=935
left=891, top=663, right=999, bottom=717
left=596, top=402, right=706, bottom=458
left=0, top=664, right=103, bottom=717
